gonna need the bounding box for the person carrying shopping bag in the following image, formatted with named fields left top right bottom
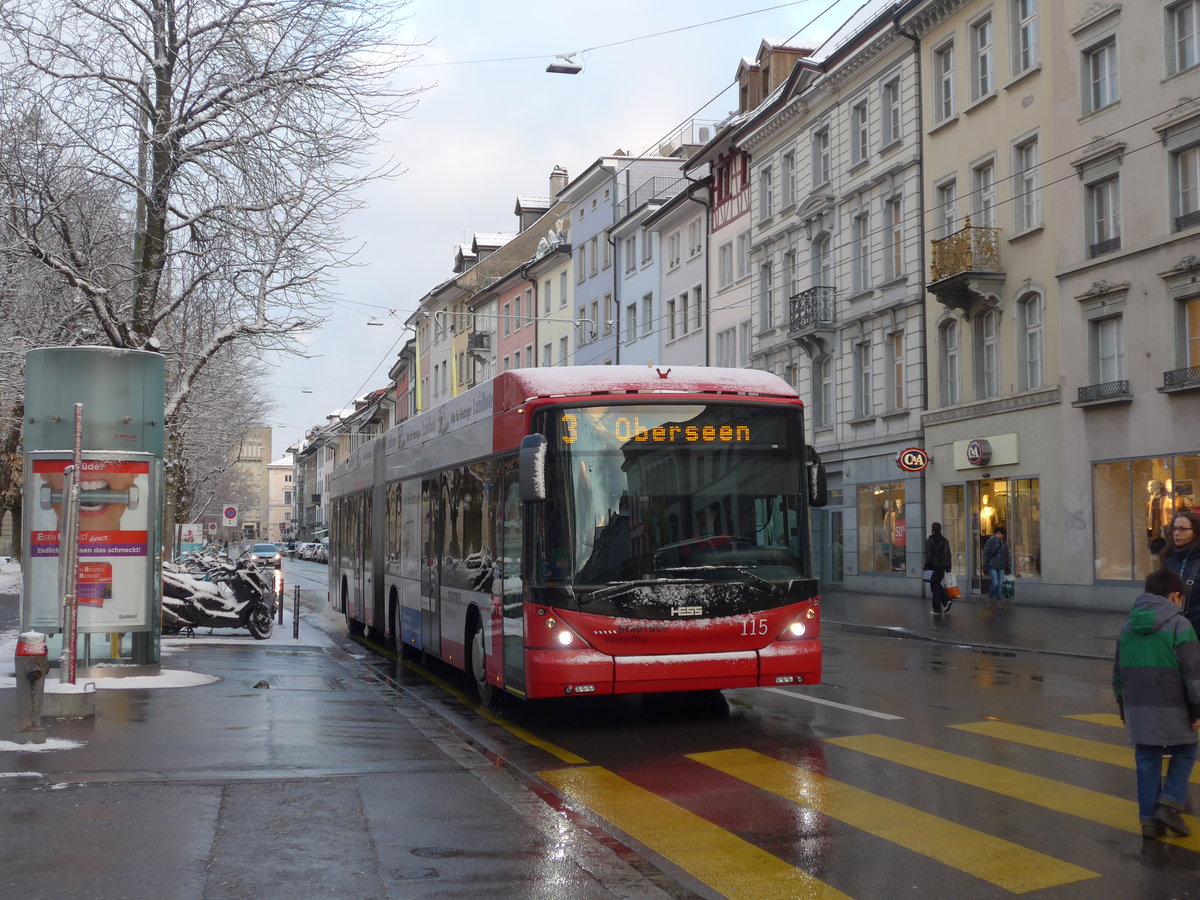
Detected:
left=924, top=522, right=953, bottom=615
left=983, top=527, right=1011, bottom=609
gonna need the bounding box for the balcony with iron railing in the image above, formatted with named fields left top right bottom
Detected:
left=788, top=285, right=836, bottom=353
left=1073, top=379, right=1131, bottom=407
left=1176, top=209, right=1200, bottom=232
left=618, top=176, right=687, bottom=220
left=789, top=286, right=836, bottom=331
left=928, top=218, right=1004, bottom=314
left=1088, top=236, right=1121, bottom=258
left=1161, top=365, right=1200, bottom=392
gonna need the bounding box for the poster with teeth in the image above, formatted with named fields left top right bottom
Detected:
left=24, top=455, right=153, bottom=630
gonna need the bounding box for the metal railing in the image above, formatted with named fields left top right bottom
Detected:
left=789, top=286, right=836, bottom=332
left=1077, top=379, right=1129, bottom=403
left=618, top=176, right=686, bottom=219
left=1163, top=365, right=1200, bottom=389
left=1088, top=236, right=1121, bottom=258
left=1176, top=209, right=1200, bottom=231
left=929, top=219, right=1002, bottom=281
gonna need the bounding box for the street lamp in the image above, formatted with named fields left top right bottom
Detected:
left=546, top=54, right=582, bottom=75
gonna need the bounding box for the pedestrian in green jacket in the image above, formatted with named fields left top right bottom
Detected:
left=1114, top=568, right=1200, bottom=838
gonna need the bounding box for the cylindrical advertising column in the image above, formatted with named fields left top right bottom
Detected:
left=22, top=348, right=165, bottom=672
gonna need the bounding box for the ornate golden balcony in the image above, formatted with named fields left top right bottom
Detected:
left=928, top=218, right=1005, bottom=314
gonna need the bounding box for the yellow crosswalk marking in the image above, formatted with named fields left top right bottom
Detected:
left=539, top=765, right=851, bottom=900
left=952, top=720, right=1200, bottom=783
left=827, top=733, right=1200, bottom=850
left=1065, top=713, right=1123, bottom=728
left=690, top=748, right=1098, bottom=893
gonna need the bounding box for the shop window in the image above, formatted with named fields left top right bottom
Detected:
left=969, top=477, right=1040, bottom=586
left=941, top=485, right=967, bottom=574
left=1093, top=455, right=1200, bottom=581
left=857, top=482, right=906, bottom=574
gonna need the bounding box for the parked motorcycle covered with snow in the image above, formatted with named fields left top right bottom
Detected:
left=162, top=553, right=277, bottom=639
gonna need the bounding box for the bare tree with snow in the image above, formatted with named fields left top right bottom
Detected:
left=0, top=0, right=419, bottom=552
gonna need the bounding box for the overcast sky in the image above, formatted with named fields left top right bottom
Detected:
left=267, top=0, right=872, bottom=457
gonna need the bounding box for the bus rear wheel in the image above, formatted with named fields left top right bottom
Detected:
left=468, top=621, right=493, bottom=707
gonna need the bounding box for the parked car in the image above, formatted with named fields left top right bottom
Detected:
left=246, top=542, right=283, bottom=568
left=297, top=542, right=319, bottom=560
left=312, top=539, right=329, bottom=563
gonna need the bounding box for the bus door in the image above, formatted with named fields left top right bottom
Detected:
left=419, top=477, right=442, bottom=655
left=499, top=461, right=525, bottom=694
left=344, top=499, right=364, bottom=623
left=360, top=490, right=375, bottom=631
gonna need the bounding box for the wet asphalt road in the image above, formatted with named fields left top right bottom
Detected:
left=5, top=559, right=1200, bottom=898
left=329, top=578, right=1200, bottom=898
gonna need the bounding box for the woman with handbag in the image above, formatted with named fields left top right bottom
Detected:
left=924, top=522, right=953, bottom=615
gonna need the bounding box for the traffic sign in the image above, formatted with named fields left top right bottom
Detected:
left=223, top=505, right=238, bottom=527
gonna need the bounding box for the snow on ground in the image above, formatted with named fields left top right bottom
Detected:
left=0, top=558, right=19, bottom=596
left=0, top=739, right=85, bottom=754
left=0, top=632, right=222, bottom=690
left=1, top=561, right=222, bottom=696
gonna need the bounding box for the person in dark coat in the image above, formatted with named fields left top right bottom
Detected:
left=982, top=527, right=1011, bottom=609
left=1114, top=568, right=1200, bottom=838
left=924, top=522, right=953, bottom=615
left=1162, top=510, right=1200, bottom=631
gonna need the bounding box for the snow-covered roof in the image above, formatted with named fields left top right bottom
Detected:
left=810, top=0, right=901, bottom=63
left=492, top=366, right=798, bottom=413
left=472, top=231, right=515, bottom=249
left=515, top=195, right=550, bottom=209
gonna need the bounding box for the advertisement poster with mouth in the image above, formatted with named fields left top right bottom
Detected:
left=179, top=523, right=204, bottom=556
left=24, top=454, right=154, bottom=631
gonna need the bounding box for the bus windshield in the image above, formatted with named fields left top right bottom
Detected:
left=537, top=403, right=810, bottom=609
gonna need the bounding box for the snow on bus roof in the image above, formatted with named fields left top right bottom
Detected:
left=495, top=366, right=797, bottom=409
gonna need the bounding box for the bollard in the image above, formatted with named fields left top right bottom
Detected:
left=14, top=632, right=49, bottom=744
left=293, top=585, right=300, bottom=639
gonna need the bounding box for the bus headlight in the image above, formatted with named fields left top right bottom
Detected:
left=557, top=630, right=574, bottom=646
left=787, top=621, right=807, bottom=638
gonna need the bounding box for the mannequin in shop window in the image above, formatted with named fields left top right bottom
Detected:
left=979, top=494, right=997, bottom=535
left=1148, top=480, right=1174, bottom=550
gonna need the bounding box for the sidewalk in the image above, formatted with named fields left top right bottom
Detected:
left=821, top=587, right=1128, bottom=660
left=0, top=602, right=673, bottom=900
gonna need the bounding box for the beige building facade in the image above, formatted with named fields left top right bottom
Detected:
left=1051, top=1, right=1200, bottom=603
left=912, top=0, right=1200, bottom=607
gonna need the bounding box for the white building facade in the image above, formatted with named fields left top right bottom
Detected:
left=740, top=10, right=928, bottom=592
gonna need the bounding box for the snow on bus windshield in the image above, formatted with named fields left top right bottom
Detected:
left=538, top=403, right=808, bottom=590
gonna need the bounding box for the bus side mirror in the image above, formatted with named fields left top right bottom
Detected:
left=807, top=445, right=828, bottom=508
left=519, top=434, right=547, bottom=503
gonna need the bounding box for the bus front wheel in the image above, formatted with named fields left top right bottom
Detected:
left=468, top=620, right=494, bottom=707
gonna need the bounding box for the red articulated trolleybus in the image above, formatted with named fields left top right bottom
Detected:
left=328, top=366, right=828, bottom=703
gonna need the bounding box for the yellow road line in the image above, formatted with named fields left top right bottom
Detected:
left=539, top=765, right=851, bottom=900
left=402, top=659, right=587, bottom=765
left=828, top=733, right=1200, bottom=850
left=1065, top=713, right=1123, bottom=728
left=690, top=748, right=1098, bottom=893
left=950, top=720, right=1191, bottom=776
